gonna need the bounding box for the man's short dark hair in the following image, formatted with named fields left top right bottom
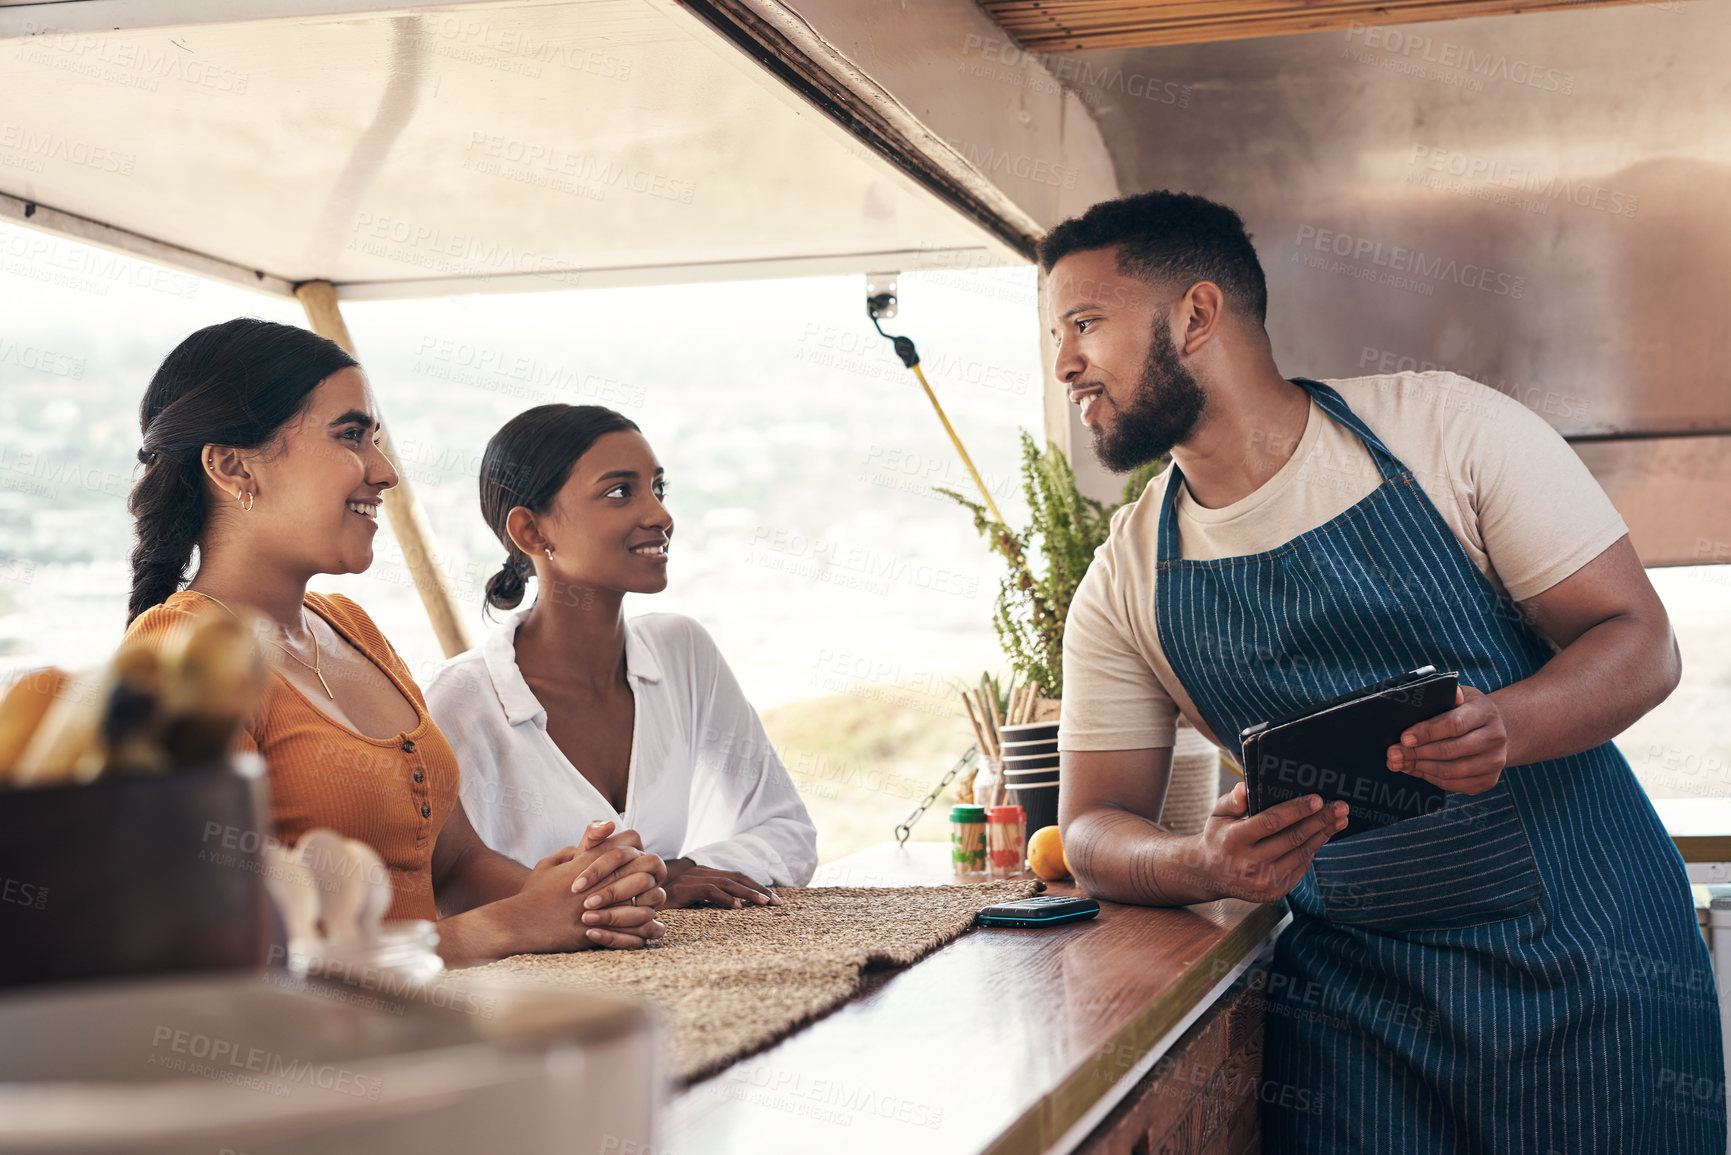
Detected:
left=1036, top=190, right=1268, bottom=325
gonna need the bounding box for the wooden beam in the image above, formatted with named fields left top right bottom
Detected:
left=979, top=0, right=1656, bottom=50
left=294, top=281, right=476, bottom=660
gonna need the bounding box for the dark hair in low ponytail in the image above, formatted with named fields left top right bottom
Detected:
left=127, top=318, right=358, bottom=624
left=483, top=553, right=533, bottom=612
left=479, top=404, right=640, bottom=612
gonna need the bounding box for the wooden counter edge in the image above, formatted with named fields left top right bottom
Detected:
left=1672, top=834, right=1731, bottom=864
left=982, top=900, right=1287, bottom=1155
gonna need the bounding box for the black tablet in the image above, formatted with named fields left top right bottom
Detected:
left=1240, top=667, right=1457, bottom=839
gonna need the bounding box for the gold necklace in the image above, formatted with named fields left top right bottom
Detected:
left=192, top=589, right=335, bottom=699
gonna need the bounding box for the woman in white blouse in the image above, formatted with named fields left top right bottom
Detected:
left=425, top=405, right=817, bottom=908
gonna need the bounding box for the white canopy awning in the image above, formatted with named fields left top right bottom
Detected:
left=2, top=0, right=1725, bottom=566
left=0, top=0, right=1100, bottom=298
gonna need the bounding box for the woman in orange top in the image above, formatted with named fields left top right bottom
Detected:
left=123, top=318, right=667, bottom=960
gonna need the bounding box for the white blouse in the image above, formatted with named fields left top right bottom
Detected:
left=423, top=610, right=818, bottom=887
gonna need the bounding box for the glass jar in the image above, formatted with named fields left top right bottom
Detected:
left=950, top=804, right=987, bottom=877
left=986, top=804, right=1027, bottom=877
left=971, top=755, right=1005, bottom=809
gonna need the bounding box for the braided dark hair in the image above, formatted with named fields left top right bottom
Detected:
left=127, top=318, right=358, bottom=624
left=479, top=404, right=640, bottom=612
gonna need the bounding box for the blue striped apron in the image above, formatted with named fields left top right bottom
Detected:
left=1154, top=379, right=1724, bottom=1153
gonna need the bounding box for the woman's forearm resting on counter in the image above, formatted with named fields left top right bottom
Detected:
left=430, top=813, right=669, bottom=962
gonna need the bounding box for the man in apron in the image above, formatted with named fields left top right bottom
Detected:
left=1051, top=190, right=1724, bottom=1153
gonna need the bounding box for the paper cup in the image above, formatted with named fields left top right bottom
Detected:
left=999, top=722, right=1059, bottom=745
left=1001, top=738, right=1058, bottom=758
left=1005, top=781, right=1059, bottom=840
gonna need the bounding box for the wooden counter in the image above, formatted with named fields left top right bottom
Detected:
left=662, top=841, right=1284, bottom=1155
left=1655, top=797, right=1731, bottom=870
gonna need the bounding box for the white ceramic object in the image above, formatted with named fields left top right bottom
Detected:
left=294, top=829, right=381, bottom=942
left=0, top=972, right=658, bottom=1154
left=261, top=845, right=321, bottom=946
left=262, top=828, right=440, bottom=984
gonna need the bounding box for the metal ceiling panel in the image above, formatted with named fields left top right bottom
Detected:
left=1057, top=1, right=1730, bottom=445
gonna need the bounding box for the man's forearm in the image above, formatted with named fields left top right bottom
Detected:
left=1494, top=613, right=1680, bottom=767
left=1065, top=806, right=1224, bottom=907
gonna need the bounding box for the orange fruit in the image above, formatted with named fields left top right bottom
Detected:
left=1027, top=825, right=1071, bottom=881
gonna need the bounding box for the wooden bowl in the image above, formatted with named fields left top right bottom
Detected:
left=0, top=757, right=273, bottom=987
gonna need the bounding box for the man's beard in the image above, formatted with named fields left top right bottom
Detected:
left=1090, top=319, right=1207, bottom=473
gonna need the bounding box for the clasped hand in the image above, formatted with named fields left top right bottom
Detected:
left=662, top=858, right=780, bottom=909
left=513, top=820, right=669, bottom=950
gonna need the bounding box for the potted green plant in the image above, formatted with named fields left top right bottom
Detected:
left=939, top=431, right=1162, bottom=703
left=941, top=435, right=1222, bottom=836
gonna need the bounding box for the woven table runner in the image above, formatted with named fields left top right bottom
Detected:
left=463, top=879, right=1043, bottom=1082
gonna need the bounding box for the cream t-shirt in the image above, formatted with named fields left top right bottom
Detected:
left=1059, top=371, right=1628, bottom=753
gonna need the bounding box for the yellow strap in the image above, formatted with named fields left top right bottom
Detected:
left=907, top=363, right=1007, bottom=525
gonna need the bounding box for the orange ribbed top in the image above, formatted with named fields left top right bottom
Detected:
left=124, top=591, right=459, bottom=921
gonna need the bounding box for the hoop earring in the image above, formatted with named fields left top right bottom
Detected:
left=238, top=491, right=254, bottom=513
